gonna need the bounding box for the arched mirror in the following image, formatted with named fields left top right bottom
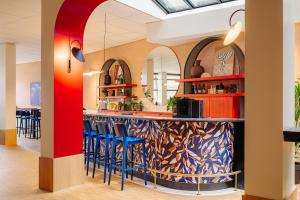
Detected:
left=141, top=46, right=180, bottom=107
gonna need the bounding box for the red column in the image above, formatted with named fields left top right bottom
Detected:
left=40, top=0, right=106, bottom=191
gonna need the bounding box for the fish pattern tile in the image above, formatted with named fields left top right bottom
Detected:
left=84, top=115, right=234, bottom=184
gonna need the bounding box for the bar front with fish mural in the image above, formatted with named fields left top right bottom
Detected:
left=84, top=112, right=244, bottom=191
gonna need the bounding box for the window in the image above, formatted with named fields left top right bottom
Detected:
left=30, top=82, right=41, bottom=106
left=153, top=0, right=237, bottom=14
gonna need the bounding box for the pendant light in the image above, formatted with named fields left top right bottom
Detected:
left=103, top=13, right=107, bottom=64
left=224, top=9, right=245, bottom=46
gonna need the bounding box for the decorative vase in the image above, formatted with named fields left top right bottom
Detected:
left=190, top=60, right=204, bottom=78
left=104, top=73, right=111, bottom=85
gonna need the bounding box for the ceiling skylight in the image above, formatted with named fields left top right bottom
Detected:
left=153, top=0, right=191, bottom=13
left=153, top=0, right=237, bottom=14
left=188, top=0, right=220, bottom=7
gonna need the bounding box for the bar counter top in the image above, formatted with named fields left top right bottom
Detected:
left=84, top=110, right=244, bottom=122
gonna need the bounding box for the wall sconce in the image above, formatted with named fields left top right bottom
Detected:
left=224, top=9, right=245, bottom=46
left=68, top=40, right=85, bottom=73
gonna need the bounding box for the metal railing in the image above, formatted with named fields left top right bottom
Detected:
left=148, top=168, right=241, bottom=195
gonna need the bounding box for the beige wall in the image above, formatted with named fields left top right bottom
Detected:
left=16, top=61, right=41, bottom=107
left=83, top=36, right=245, bottom=110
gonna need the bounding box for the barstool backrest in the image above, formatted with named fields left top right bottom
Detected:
left=95, top=121, right=111, bottom=136
left=113, top=123, right=128, bottom=137
left=83, top=120, right=93, bottom=133
left=21, top=111, right=30, bottom=116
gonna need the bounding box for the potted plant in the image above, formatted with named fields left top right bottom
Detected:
left=167, top=96, right=180, bottom=113
left=295, top=83, right=300, bottom=184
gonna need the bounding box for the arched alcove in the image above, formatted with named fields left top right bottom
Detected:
left=183, top=37, right=245, bottom=94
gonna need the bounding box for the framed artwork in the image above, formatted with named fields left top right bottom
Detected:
left=30, top=82, right=41, bottom=106
left=213, top=46, right=235, bottom=76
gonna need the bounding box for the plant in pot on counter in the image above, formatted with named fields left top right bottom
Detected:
left=144, top=89, right=154, bottom=103
left=167, top=96, right=180, bottom=113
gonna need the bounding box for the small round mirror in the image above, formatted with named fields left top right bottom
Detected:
left=141, top=46, right=180, bottom=107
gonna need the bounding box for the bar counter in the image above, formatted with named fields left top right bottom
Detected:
left=84, top=111, right=244, bottom=191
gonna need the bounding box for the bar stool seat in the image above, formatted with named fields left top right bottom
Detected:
left=116, top=136, right=144, bottom=143
left=108, top=123, right=147, bottom=191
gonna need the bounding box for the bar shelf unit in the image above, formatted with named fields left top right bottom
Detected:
left=98, top=83, right=138, bottom=89
left=98, top=95, right=138, bottom=99
left=177, top=74, right=245, bottom=119
left=176, top=93, right=245, bottom=98
left=177, top=74, right=245, bottom=83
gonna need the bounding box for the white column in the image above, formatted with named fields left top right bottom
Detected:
left=146, top=59, right=154, bottom=98
left=0, top=43, right=16, bottom=146
left=157, top=72, right=167, bottom=105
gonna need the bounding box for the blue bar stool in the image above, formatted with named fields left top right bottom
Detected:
left=108, top=123, right=147, bottom=191
left=83, top=120, right=97, bottom=176
left=16, top=110, right=21, bottom=135
left=30, top=109, right=41, bottom=139
left=92, top=121, right=114, bottom=182
left=20, top=111, right=30, bottom=137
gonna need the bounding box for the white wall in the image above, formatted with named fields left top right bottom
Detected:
left=16, top=61, right=41, bottom=107
left=146, top=3, right=244, bottom=46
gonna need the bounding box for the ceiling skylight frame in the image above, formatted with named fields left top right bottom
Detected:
left=153, top=0, right=237, bottom=14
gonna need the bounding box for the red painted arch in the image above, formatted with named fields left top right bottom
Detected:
left=54, top=0, right=106, bottom=158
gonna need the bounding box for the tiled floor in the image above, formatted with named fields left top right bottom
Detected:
left=0, top=144, right=245, bottom=200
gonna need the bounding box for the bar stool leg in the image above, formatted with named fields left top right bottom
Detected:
left=121, top=142, right=128, bottom=191
left=84, top=135, right=87, bottom=163
left=108, top=139, right=117, bottom=185
left=19, top=118, right=22, bottom=137
left=104, top=138, right=110, bottom=183
left=92, top=136, right=101, bottom=178
left=131, top=145, right=134, bottom=180
left=86, top=135, right=92, bottom=176
left=142, top=143, right=147, bottom=186
left=25, top=118, right=27, bottom=138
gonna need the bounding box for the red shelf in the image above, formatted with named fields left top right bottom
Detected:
left=98, top=84, right=138, bottom=89
left=99, top=95, right=138, bottom=99
left=177, top=74, right=245, bottom=83
left=176, top=93, right=245, bottom=98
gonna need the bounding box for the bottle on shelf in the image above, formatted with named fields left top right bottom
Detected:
left=202, top=84, right=206, bottom=94
left=217, top=82, right=225, bottom=94
left=193, top=84, right=198, bottom=94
